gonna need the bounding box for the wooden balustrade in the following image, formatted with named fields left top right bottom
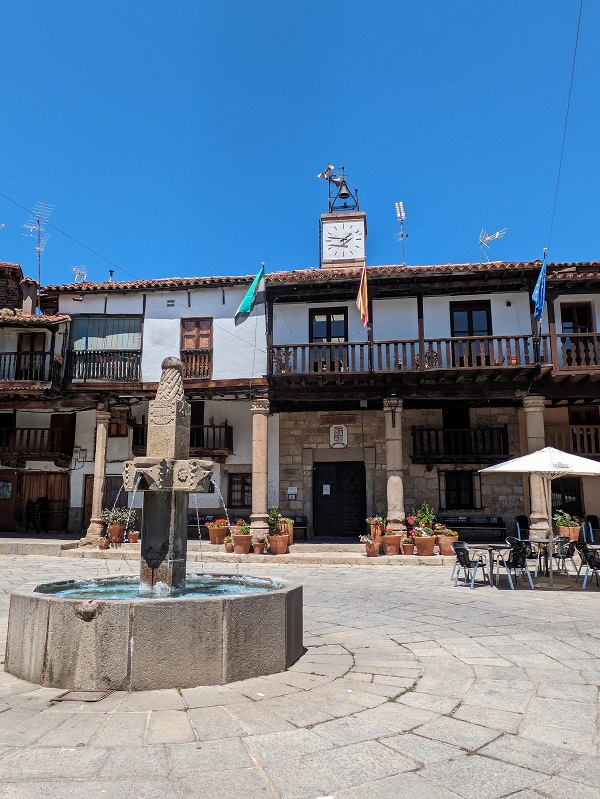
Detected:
left=555, top=334, right=600, bottom=370
left=0, top=427, right=69, bottom=460
left=546, top=425, right=600, bottom=457
left=0, top=352, right=52, bottom=382
left=67, top=350, right=141, bottom=382
left=412, top=426, right=509, bottom=463
left=271, top=343, right=370, bottom=374
left=181, top=349, right=212, bottom=379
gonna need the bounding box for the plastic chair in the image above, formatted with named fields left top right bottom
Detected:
left=551, top=536, right=577, bottom=576
left=498, top=537, right=535, bottom=590
left=452, top=541, right=489, bottom=589
left=575, top=544, right=600, bottom=590
left=515, top=515, right=530, bottom=540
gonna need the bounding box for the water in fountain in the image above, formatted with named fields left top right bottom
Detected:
left=125, top=474, right=142, bottom=541
left=111, top=484, right=124, bottom=511
left=192, top=492, right=204, bottom=573
left=210, top=479, right=230, bottom=527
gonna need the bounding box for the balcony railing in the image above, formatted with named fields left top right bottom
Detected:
left=132, top=422, right=233, bottom=456
left=555, top=334, right=600, bottom=370
left=0, top=427, right=72, bottom=461
left=546, top=424, right=600, bottom=458
left=271, top=335, right=547, bottom=376
left=0, top=352, right=54, bottom=382
left=412, top=426, right=509, bottom=463
left=67, top=349, right=141, bottom=382
left=181, top=349, right=212, bottom=379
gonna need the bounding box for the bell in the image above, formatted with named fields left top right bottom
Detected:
left=337, top=181, right=351, bottom=199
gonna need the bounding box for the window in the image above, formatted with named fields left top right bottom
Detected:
left=560, top=303, right=594, bottom=367
left=109, top=408, right=129, bottom=438
left=450, top=301, right=492, bottom=367
left=439, top=470, right=481, bottom=510
left=180, top=319, right=213, bottom=379
left=309, top=308, right=348, bottom=372
left=228, top=474, right=252, bottom=508
left=551, top=477, right=583, bottom=518
left=560, top=303, right=593, bottom=335
left=70, top=317, right=142, bottom=351
left=17, top=332, right=47, bottom=380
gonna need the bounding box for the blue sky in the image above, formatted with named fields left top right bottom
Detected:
left=0, top=1, right=597, bottom=285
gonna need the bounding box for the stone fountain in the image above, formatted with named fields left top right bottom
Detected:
left=5, top=358, right=303, bottom=691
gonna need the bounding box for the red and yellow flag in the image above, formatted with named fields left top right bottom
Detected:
left=356, top=263, right=369, bottom=327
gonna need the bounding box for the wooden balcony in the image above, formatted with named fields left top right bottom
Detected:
left=412, top=426, right=509, bottom=463
left=181, top=349, right=212, bottom=379
left=0, top=427, right=72, bottom=465
left=554, top=334, right=600, bottom=371
left=271, top=335, right=546, bottom=377
left=133, top=422, right=233, bottom=460
left=67, top=349, right=141, bottom=382
left=0, top=352, right=56, bottom=383
left=546, top=424, right=600, bottom=458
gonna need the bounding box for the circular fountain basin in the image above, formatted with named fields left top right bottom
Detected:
left=6, top=574, right=303, bottom=691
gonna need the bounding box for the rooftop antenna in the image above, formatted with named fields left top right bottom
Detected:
left=22, top=202, right=55, bottom=286
left=394, top=202, right=408, bottom=265
left=479, top=227, right=507, bottom=262
left=70, top=265, right=87, bottom=283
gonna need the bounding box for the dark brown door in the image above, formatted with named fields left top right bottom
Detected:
left=17, top=332, right=46, bottom=380
left=0, top=469, right=17, bottom=531
left=313, top=461, right=366, bottom=536
left=19, top=472, right=69, bottom=532
left=50, top=413, right=76, bottom=461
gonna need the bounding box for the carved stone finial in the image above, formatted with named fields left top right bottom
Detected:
left=156, top=357, right=184, bottom=404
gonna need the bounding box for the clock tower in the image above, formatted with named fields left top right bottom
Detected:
left=317, top=165, right=367, bottom=270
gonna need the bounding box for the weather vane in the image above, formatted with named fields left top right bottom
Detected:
left=316, top=163, right=359, bottom=212
left=479, top=227, right=507, bottom=262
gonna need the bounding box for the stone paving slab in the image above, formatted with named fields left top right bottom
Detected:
left=0, top=555, right=598, bottom=797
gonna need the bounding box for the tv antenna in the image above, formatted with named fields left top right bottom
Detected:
left=394, top=202, right=408, bottom=265
left=479, top=227, right=506, bottom=262
left=71, top=265, right=87, bottom=283
left=22, top=202, right=55, bottom=286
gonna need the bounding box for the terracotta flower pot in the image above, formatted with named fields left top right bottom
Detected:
left=402, top=542, right=415, bottom=555
left=382, top=535, right=402, bottom=556
left=229, top=525, right=242, bottom=535
left=268, top=535, right=288, bottom=555
left=98, top=538, right=110, bottom=550
left=370, top=523, right=384, bottom=547
left=558, top=525, right=580, bottom=542
left=224, top=542, right=234, bottom=553
left=128, top=531, right=140, bottom=544
left=414, top=536, right=435, bottom=556
left=252, top=542, right=266, bottom=554
left=279, top=522, right=294, bottom=545
left=208, top=527, right=228, bottom=545
left=107, top=524, right=125, bottom=544
left=232, top=534, right=252, bottom=554
left=438, top=536, right=457, bottom=556
left=365, top=542, right=380, bottom=557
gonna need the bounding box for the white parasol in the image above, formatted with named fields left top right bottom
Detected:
left=481, top=447, right=600, bottom=585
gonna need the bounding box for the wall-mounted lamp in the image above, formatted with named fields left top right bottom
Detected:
left=385, top=393, right=401, bottom=428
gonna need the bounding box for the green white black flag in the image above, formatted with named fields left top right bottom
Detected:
left=235, top=265, right=266, bottom=326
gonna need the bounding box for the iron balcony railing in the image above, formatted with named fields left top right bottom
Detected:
left=271, top=335, right=549, bottom=375
left=67, top=349, right=142, bottom=382
left=546, top=425, right=600, bottom=458
left=0, top=351, right=54, bottom=382
left=181, top=349, right=212, bottom=379
left=132, top=422, right=233, bottom=456
left=412, top=426, right=510, bottom=463
left=0, top=427, right=72, bottom=461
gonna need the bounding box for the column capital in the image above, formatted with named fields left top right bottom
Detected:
left=251, top=397, right=270, bottom=414
left=96, top=410, right=112, bottom=423
left=522, top=395, right=546, bottom=412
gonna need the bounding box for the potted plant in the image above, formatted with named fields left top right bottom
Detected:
left=128, top=530, right=140, bottom=544
left=206, top=518, right=229, bottom=545
left=252, top=534, right=268, bottom=554
left=268, top=505, right=282, bottom=531
left=382, top=527, right=402, bottom=555
left=407, top=502, right=437, bottom=556
left=553, top=510, right=582, bottom=542
left=268, top=528, right=288, bottom=555
left=232, top=521, right=252, bottom=554
left=412, top=526, right=436, bottom=556
left=98, top=533, right=110, bottom=550
left=366, top=515, right=386, bottom=547
left=100, top=507, right=137, bottom=544
left=402, top=535, right=415, bottom=555
left=229, top=518, right=246, bottom=535
left=278, top=517, right=295, bottom=545
left=223, top=535, right=234, bottom=553
left=438, top=528, right=458, bottom=556
left=360, top=534, right=379, bottom=557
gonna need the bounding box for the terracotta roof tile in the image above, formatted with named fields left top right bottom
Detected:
left=42, top=275, right=256, bottom=292
left=0, top=313, right=70, bottom=327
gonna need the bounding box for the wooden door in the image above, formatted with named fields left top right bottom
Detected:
left=0, top=469, right=17, bottom=531
left=19, top=472, right=69, bottom=532
left=50, top=413, right=76, bottom=461
left=17, top=332, right=46, bottom=380
left=313, top=461, right=366, bottom=536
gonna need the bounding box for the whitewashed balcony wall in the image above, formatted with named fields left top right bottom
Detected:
left=272, top=301, right=369, bottom=345
left=423, top=292, right=533, bottom=338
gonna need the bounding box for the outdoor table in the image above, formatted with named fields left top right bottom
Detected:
left=468, top=543, right=510, bottom=587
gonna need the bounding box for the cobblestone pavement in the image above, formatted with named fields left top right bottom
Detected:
left=0, top=555, right=599, bottom=798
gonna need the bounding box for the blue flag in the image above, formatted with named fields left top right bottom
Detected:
left=531, top=258, right=547, bottom=322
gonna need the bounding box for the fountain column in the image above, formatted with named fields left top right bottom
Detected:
left=250, top=397, right=270, bottom=533
left=523, top=395, right=548, bottom=536
left=384, top=397, right=407, bottom=534
left=80, top=407, right=111, bottom=545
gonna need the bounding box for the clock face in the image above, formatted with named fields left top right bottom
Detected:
left=322, top=220, right=365, bottom=260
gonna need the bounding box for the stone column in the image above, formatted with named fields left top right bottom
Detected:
left=80, top=408, right=111, bottom=545
left=250, top=397, right=270, bottom=533
left=523, top=395, right=547, bottom=535
left=384, top=398, right=407, bottom=534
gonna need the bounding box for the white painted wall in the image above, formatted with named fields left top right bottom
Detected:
left=423, top=292, right=533, bottom=339
left=273, top=301, right=368, bottom=345
left=551, top=295, right=599, bottom=332
left=372, top=298, right=418, bottom=341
